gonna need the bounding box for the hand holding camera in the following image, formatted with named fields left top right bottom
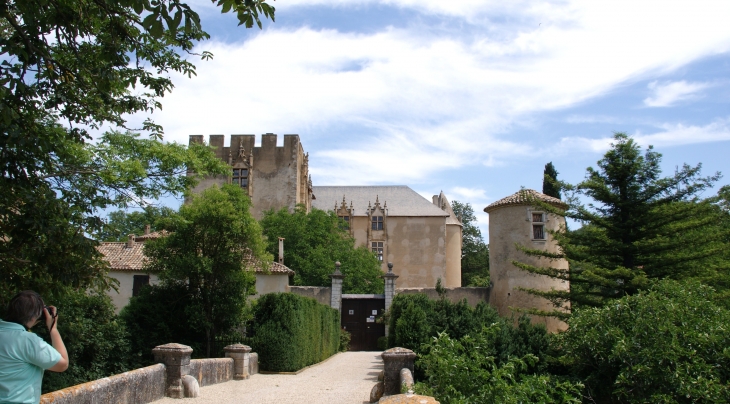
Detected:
left=44, top=305, right=58, bottom=331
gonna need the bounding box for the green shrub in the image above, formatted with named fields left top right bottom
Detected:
left=339, top=328, right=351, bottom=352
left=376, top=336, right=388, bottom=351
left=247, top=293, right=339, bottom=372
left=387, top=294, right=549, bottom=372
left=39, top=290, right=133, bottom=393
left=415, top=326, right=583, bottom=404
left=557, top=280, right=730, bottom=403
left=120, top=284, right=206, bottom=366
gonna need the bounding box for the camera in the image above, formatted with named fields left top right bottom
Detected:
left=45, top=306, right=57, bottom=318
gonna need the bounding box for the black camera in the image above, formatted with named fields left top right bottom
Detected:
left=44, top=306, right=57, bottom=318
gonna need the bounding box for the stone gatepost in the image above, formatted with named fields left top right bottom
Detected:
left=382, top=262, right=399, bottom=337
left=381, top=347, right=416, bottom=396
left=224, top=344, right=252, bottom=380
left=152, top=343, right=193, bottom=399
left=330, top=261, right=344, bottom=311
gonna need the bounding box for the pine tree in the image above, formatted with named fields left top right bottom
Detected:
left=515, top=133, right=727, bottom=310
left=542, top=162, right=561, bottom=199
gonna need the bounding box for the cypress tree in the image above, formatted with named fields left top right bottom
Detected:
left=542, top=162, right=561, bottom=199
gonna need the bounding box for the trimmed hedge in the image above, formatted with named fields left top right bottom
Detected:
left=247, top=293, right=340, bottom=372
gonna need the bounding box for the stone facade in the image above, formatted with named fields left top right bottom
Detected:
left=485, top=189, right=570, bottom=332
left=188, top=133, right=313, bottom=220
left=314, top=186, right=462, bottom=288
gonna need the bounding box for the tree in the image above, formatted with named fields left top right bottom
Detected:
left=142, top=184, right=271, bottom=357
left=556, top=280, right=730, bottom=403
left=515, top=133, right=726, bottom=310
left=259, top=207, right=384, bottom=294
left=101, top=206, right=176, bottom=242
left=451, top=201, right=490, bottom=286
left=0, top=0, right=274, bottom=302
left=542, top=162, right=561, bottom=199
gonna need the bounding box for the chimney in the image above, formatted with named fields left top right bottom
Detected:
left=145, top=224, right=151, bottom=235
left=278, top=237, right=285, bottom=264
left=126, top=234, right=135, bottom=248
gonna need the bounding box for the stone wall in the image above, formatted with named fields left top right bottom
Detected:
left=290, top=285, right=331, bottom=306
left=395, top=287, right=490, bottom=307
left=189, top=358, right=233, bottom=387
left=40, top=364, right=166, bottom=404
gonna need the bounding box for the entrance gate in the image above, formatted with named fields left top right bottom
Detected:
left=341, top=294, right=385, bottom=351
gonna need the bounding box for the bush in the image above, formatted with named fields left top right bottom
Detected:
left=39, top=290, right=133, bottom=393
left=120, top=284, right=206, bottom=367
left=387, top=294, right=549, bottom=371
left=339, top=328, right=351, bottom=352
left=557, top=280, right=730, bottom=403
left=415, top=326, right=583, bottom=404
left=247, top=293, right=339, bottom=372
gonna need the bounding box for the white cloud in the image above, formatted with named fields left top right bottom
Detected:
left=644, top=80, right=711, bottom=107
left=553, top=117, right=730, bottom=153
left=140, top=0, right=730, bottom=185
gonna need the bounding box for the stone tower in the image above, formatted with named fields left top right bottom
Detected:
left=484, top=189, right=569, bottom=332
left=188, top=134, right=313, bottom=219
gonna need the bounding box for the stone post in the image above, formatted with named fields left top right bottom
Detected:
left=152, top=343, right=193, bottom=399
left=330, top=261, right=344, bottom=311
left=381, top=347, right=416, bottom=396
left=382, top=262, right=399, bottom=337
left=224, top=344, right=252, bottom=380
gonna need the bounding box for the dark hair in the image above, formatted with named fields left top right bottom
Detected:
left=6, top=290, right=44, bottom=326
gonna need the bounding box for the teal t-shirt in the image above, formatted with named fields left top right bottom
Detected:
left=0, top=320, right=61, bottom=404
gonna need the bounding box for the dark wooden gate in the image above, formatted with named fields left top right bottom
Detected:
left=341, top=295, right=385, bottom=351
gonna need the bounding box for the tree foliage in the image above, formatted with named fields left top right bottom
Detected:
left=515, top=133, right=727, bottom=310
left=555, top=280, right=730, bottom=403
left=450, top=201, right=490, bottom=287
left=142, top=184, right=270, bottom=357
left=101, top=206, right=176, bottom=242
left=543, top=161, right=562, bottom=199
left=1, top=0, right=273, bottom=303
left=259, top=207, right=384, bottom=294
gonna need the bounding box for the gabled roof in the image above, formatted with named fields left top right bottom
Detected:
left=484, top=189, right=568, bottom=213
left=98, top=242, right=147, bottom=271
left=312, top=186, right=448, bottom=217
left=98, top=240, right=294, bottom=275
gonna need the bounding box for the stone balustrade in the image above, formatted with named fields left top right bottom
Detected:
left=40, top=343, right=258, bottom=404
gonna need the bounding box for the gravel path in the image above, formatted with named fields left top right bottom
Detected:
left=155, top=352, right=382, bottom=404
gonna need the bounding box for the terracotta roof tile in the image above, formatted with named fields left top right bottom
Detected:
left=134, top=230, right=169, bottom=242
left=97, top=242, right=147, bottom=271
left=484, top=189, right=567, bottom=213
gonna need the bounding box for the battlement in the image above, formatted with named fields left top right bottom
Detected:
left=189, top=133, right=301, bottom=161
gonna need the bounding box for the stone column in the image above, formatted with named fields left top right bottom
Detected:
left=381, top=347, right=416, bottom=396
left=382, top=262, right=399, bottom=337
left=152, top=343, right=193, bottom=399
left=224, top=344, right=252, bottom=380
left=330, top=261, right=344, bottom=311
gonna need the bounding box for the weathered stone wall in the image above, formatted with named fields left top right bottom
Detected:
left=40, top=364, right=166, bottom=404
left=395, top=287, right=490, bottom=307
left=189, top=358, right=233, bottom=387
left=290, top=285, right=331, bottom=306
left=488, top=204, right=569, bottom=332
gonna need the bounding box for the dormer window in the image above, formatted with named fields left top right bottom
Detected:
left=233, top=168, right=249, bottom=189
left=372, top=216, right=383, bottom=230
left=339, top=215, right=350, bottom=229
left=532, top=212, right=545, bottom=240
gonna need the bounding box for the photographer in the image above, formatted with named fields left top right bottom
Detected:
left=0, top=291, right=69, bottom=404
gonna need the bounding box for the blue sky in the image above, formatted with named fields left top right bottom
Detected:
left=134, top=0, right=730, bottom=239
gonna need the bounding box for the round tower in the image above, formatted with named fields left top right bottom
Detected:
left=485, top=189, right=569, bottom=332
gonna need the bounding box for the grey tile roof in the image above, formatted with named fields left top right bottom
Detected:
left=312, top=186, right=449, bottom=217
left=484, top=189, right=568, bottom=213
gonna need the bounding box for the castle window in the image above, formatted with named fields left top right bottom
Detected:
left=372, top=242, right=384, bottom=261
left=232, top=168, right=249, bottom=188
left=532, top=212, right=545, bottom=240
left=371, top=216, right=383, bottom=230
left=339, top=216, right=350, bottom=229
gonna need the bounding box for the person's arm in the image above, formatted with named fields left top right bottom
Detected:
left=43, top=307, right=68, bottom=372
